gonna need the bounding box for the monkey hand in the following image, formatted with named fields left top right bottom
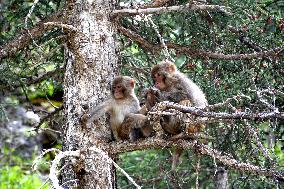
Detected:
left=179, top=99, right=192, bottom=107
left=144, top=87, right=161, bottom=110
left=187, top=123, right=206, bottom=134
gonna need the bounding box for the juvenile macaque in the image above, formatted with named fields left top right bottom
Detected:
left=148, top=60, right=208, bottom=135
left=115, top=88, right=156, bottom=141
left=82, top=76, right=141, bottom=141
left=150, top=60, right=208, bottom=171
left=151, top=60, right=207, bottom=108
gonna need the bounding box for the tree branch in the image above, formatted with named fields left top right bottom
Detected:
left=27, top=67, right=65, bottom=86
left=139, top=0, right=173, bottom=9
left=228, top=25, right=264, bottom=52
left=166, top=43, right=282, bottom=60
left=149, top=101, right=284, bottom=120
left=34, top=105, right=63, bottom=131
left=118, top=25, right=283, bottom=60
left=113, top=3, right=230, bottom=17
left=107, top=138, right=284, bottom=180
left=1, top=67, right=65, bottom=92
left=0, top=11, right=63, bottom=61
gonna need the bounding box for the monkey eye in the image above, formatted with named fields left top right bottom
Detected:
left=155, top=73, right=161, bottom=79
left=114, top=85, right=122, bottom=90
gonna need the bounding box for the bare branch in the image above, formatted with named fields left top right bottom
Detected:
left=256, top=88, right=279, bottom=111
left=107, top=138, right=284, bottom=180
left=118, top=25, right=283, bottom=60
left=27, top=67, right=65, bottom=86
left=243, top=121, right=275, bottom=165
left=139, top=0, right=173, bottom=8
left=1, top=67, right=65, bottom=92
left=113, top=3, right=231, bottom=17
left=206, top=94, right=251, bottom=111
left=34, top=106, right=63, bottom=130
left=228, top=25, right=264, bottom=52
left=44, top=22, right=78, bottom=32
left=166, top=43, right=282, bottom=60
left=149, top=101, right=284, bottom=120
left=117, top=25, right=156, bottom=52
left=34, top=147, right=141, bottom=189
left=0, top=11, right=64, bottom=61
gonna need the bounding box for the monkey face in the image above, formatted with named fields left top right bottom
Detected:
left=153, top=73, right=167, bottom=90
left=151, top=60, right=177, bottom=91
left=113, top=84, right=125, bottom=99
left=112, top=76, right=136, bottom=99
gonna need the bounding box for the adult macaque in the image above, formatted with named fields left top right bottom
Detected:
left=82, top=76, right=140, bottom=141
left=150, top=60, right=208, bottom=170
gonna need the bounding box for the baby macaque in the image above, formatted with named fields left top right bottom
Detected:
left=82, top=76, right=140, bottom=141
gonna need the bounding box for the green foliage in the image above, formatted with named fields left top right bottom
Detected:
left=118, top=0, right=284, bottom=187
left=0, top=147, right=49, bottom=189
left=1, top=0, right=284, bottom=188
left=0, top=166, right=48, bottom=189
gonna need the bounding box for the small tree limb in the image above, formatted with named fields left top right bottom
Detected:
left=113, top=3, right=231, bottom=17
left=107, top=138, right=284, bottom=180
left=0, top=11, right=63, bottom=61
left=149, top=101, right=284, bottom=120
left=118, top=25, right=283, bottom=60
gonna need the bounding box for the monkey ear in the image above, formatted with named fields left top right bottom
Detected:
left=130, top=79, right=135, bottom=88
left=167, top=63, right=176, bottom=73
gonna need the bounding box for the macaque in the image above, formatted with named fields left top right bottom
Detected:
left=149, top=60, right=208, bottom=135
left=82, top=76, right=141, bottom=141
left=115, top=88, right=156, bottom=141
left=151, top=60, right=207, bottom=108
left=150, top=60, right=208, bottom=171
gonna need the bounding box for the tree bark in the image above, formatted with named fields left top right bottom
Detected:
left=62, top=0, right=117, bottom=188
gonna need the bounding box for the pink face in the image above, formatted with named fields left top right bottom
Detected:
left=113, top=85, right=124, bottom=99
left=154, top=73, right=166, bottom=90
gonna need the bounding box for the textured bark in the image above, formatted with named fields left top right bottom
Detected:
left=62, top=0, right=117, bottom=188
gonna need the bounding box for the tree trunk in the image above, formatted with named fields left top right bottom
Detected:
left=62, top=0, right=118, bottom=188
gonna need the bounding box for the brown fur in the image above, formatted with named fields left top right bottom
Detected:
left=82, top=76, right=140, bottom=141
left=151, top=60, right=207, bottom=107
left=150, top=60, right=208, bottom=171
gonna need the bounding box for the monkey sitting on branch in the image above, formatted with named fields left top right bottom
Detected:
left=149, top=60, right=208, bottom=135
left=148, top=60, right=208, bottom=170
left=82, top=76, right=152, bottom=141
